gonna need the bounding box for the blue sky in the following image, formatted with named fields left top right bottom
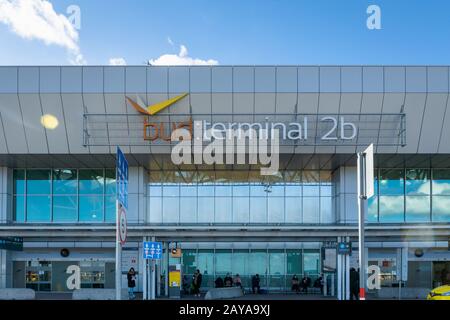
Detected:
left=0, top=0, right=450, bottom=65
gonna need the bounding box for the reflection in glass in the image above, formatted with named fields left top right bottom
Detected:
left=320, top=197, right=333, bottom=223
left=198, top=197, right=214, bottom=223
left=432, top=196, right=450, bottom=222
left=26, top=195, right=51, bottom=222
left=53, top=169, right=77, bottom=194
left=215, top=250, right=232, bottom=275
left=79, top=195, right=104, bottom=222
left=215, top=197, right=232, bottom=223
left=53, top=195, right=77, bottom=222
left=27, top=170, right=51, bottom=194
left=163, top=197, right=179, bottom=223
left=367, top=196, right=378, bottom=222
left=303, top=197, right=319, bottom=223
left=432, top=169, right=450, bottom=195
left=14, top=195, right=25, bottom=222
left=379, top=169, right=404, bottom=195
left=232, top=197, right=249, bottom=223
left=13, top=169, right=25, bottom=194
left=105, top=195, right=116, bottom=222
left=79, top=169, right=104, bottom=194
left=405, top=196, right=430, bottom=222
left=285, top=197, right=301, bottom=223
left=250, top=197, right=267, bottom=223
left=149, top=197, right=162, bottom=223
left=405, top=169, right=430, bottom=195
left=379, top=196, right=404, bottom=222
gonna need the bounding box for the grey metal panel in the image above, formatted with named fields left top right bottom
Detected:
left=385, top=67, right=405, bottom=92
left=319, top=67, right=340, bottom=93
left=104, top=67, right=125, bottom=93
left=233, top=67, right=253, bottom=93
left=190, top=93, right=211, bottom=114
left=82, top=93, right=109, bottom=154
left=336, top=93, right=362, bottom=153
left=168, top=67, right=189, bottom=93
left=40, top=94, right=69, bottom=154
left=212, top=67, right=232, bottom=93
left=276, top=67, right=297, bottom=93
left=275, top=93, right=297, bottom=114
left=316, top=93, right=340, bottom=154
left=0, top=109, right=8, bottom=153
left=438, top=92, right=450, bottom=153
left=212, top=93, right=232, bottom=115
left=0, top=67, right=17, bottom=93
left=397, top=93, right=427, bottom=153
left=406, top=67, right=426, bottom=92
left=18, top=94, right=48, bottom=153
left=427, top=67, right=449, bottom=93
left=295, top=93, right=318, bottom=153
left=125, top=67, right=146, bottom=93
left=190, top=66, right=211, bottom=93
left=147, top=93, right=169, bottom=117
left=104, top=93, right=129, bottom=153
left=418, top=93, right=448, bottom=153
left=255, top=93, right=275, bottom=113
left=82, top=67, right=103, bottom=93
left=298, top=67, right=319, bottom=92
left=376, top=93, right=404, bottom=153
left=341, top=67, right=362, bottom=93
left=255, top=67, right=275, bottom=93
left=18, top=67, right=39, bottom=93
left=61, top=67, right=82, bottom=93
left=363, top=66, right=383, bottom=93
left=40, top=67, right=60, bottom=93
left=0, top=94, right=28, bottom=153
left=233, top=93, right=253, bottom=114
left=61, top=93, right=89, bottom=153
left=147, top=67, right=168, bottom=93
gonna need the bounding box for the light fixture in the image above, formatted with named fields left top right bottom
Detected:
left=40, top=114, right=59, bottom=130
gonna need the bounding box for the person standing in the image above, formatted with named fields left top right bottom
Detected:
left=127, top=267, right=136, bottom=300
left=350, top=268, right=360, bottom=300
left=193, top=269, right=203, bottom=297
left=251, top=274, right=260, bottom=294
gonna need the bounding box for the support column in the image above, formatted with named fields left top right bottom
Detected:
left=164, top=242, right=169, bottom=297
left=142, top=236, right=148, bottom=300
left=150, top=236, right=156, bottom=300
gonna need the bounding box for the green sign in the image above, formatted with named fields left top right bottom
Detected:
left=0, top=237, right=23, bottom=251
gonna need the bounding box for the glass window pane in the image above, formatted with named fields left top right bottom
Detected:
left=287, top=250, right=302, bottom=275
left=250, top=184, right=267, bottom=197
left=232, top=250, right=249, bottom=276
left=320, top=197, right=333, bottom=223
left=405, top=169, right=430, bottom=195
left=163, top=185, right=179, bottom=197
left=379, top=196, right=404, bottom=222
left=303, top=185, right=320, bottom=197
left=215, top=185, right=231, bottom=197
left=180, top=197, right=196, bottom=223
left=303, top=251, right=320, bottom=275
left=180, top=185, right=197, bottom=197
left=367, top=196, right=378, bottom=222
left=379, top=169, right=404, bottom=195
left=198, top=185, right=214, bottom=197
left=163, top=197, right=179, bottom=223
left=13, top=169, right=25, bottom=194
left=303, top=197, right=319, bottom=223
left=105, top=195, right=116, bottom=222
left=432, top=196, right=450, bottom=222
left=285, top=197, right=301, bottom=223
left=405, top=196, right=430, bottom=222
left=232, top=197, right=249, bottom=223
left=215, top=197, right=232, bottom=223
left=79, top=195, right=104, bottom=222
left=149, top=197, right=162, bottom=223
left=53, top=195, right=77, bottom=222
left=268, top=185, right=284, bottom=197
left=268, top=197, right=284, bottom=223
left=53, top=169, right=77, bottom=194
left=215, top=250, right=232, bottom=275
left=198, top=197, right=214, bottom=223
left=197, top=250, right=214, bottom=276
left=269, top=250, right=285, bottom=275
left=249, top=250, right=267, bottom=275
left=26, top=195, right=51, bottom=222
left=105, top=169, right=116, bottom=195
left=79, top=169, right=104, bottom=194
left=149, top=185, right=162, bottom=197
left=250, top=197, right=267, bottom=223
left=26, top=170, right=51, bottom=194
left=182, top=249, right=196, bottom=275
left=14, top=195, right=25, bottom=222
left=285, top=185, right=301, bottom=197
left=233, top=185, right=249, bottom=197
left=432, top=169, right=450, bottom=195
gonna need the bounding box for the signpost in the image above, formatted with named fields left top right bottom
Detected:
left=143, top=241, right=162, bottom=300
left=116, top=147, right=128, bottom=300
left=143, top=241, right=163, bottom=260
left=357, top=144, right=374, bottom=301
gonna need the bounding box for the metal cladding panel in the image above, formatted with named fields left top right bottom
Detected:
left=438, top=94, right=450, bottom=153
left=18, top=94, right=48, bottom=153
left=40, top=94, right=69, bottom=154
left=212, top=93, right=232, bottom=114
left=418, top=93, right=448, bottom=153
left=104, top=93, right=130, bottom=154
left=255, top=93, right=276, bottom=114
left=18, top=67, right=39, bottom=93
left=336, top=93, right=362, bottom=154
left=316, top=93, right=340, bottom=154
left=82, top=94, right=109, bottom=154
left=276, top=93, right=297, bottom=114
left=0, top=94, right=28, bottom=153
left=233, top=93, right=254, bottom=114
left=295, top=93, right=318, bottom=154
left=0, top=112, right=8, bottom=153
left=376, top=93, right=404, bottom=154
left=61, top=93, right=89, bottom=154
left=0, top=67, right=17, bottom=93
left=397, top=93, right=427, bottom=154
left=190, top=93, right=210, bottom=114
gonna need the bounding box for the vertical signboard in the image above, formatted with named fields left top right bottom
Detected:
left=116, top=147, right=128, bottom=300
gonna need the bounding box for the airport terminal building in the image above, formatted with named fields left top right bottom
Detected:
left=0, top=65, right=449, bottom=298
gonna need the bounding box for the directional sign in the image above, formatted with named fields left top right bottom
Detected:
left=0, top=237, right=23, bottom=251
left=337, top=242, right=352, bottom=255
left=116, top=147, right=128, bottom=209
left=143, top=241, right=163, bottom=260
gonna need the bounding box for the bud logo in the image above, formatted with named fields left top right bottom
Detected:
left=126, top=93, right=188, bottom=116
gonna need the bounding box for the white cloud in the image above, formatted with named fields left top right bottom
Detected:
left=167, top=36, right=174, bottom=46
left=148, top=45, right=218, bottom=66
left=109, top=57, right=127, bottom=66
left=0, top=0, right=85, bottom=64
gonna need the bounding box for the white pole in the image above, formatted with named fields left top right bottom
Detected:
left=357, top=152, right=367, bottom=300
left=143, top=237, right=147, bottom=300
left=115, top=200, right=121, bottom=300
left=151, top=236, right=156, bottom=300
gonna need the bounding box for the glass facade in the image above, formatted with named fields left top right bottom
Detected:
left=148, top=170, right=334, bottom=224
left=368, top=168, right=450, bottom=223
left=13, top=169, right=116, bottom=223
left=177, top=247, right=321, bottom=291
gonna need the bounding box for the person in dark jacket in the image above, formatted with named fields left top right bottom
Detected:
left=251, top=274, right=260, bottom=294
left=291, top=274, right=300, bottom=293
left=215, top=276, right=224, bottom=288
left=127, top=267, right=136, bottom=300
left=350, top=268, right=360, bottom=300
left=193, top=269, right=203, bottom=297
left=301, top=274, right=311, bottom=293
left=224, top=273, right=233, bottom=287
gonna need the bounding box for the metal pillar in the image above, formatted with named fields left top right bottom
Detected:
left=142, top=236, right=148, bottom=300
left=115, top=200, right=121, bottom=300
left=150, top=236, right=156, bottom=300
left=164, top=242, right=169, bottom=297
